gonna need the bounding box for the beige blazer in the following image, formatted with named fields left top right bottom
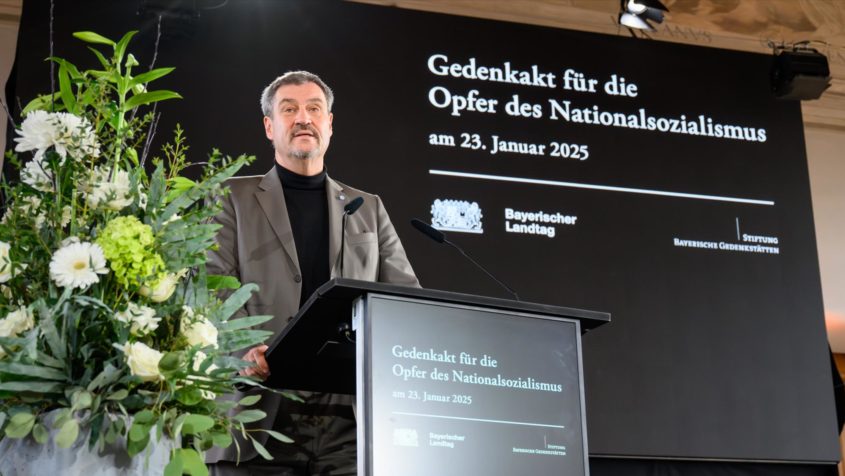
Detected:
left=206, top=168, right=419, bottom=462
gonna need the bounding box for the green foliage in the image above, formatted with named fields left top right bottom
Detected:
left=0, top=30, right=293, bottom=473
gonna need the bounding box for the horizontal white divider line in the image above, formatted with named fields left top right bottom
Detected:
left=429, top=169, right=775, bottom=206
left=392, top=411, right=565, bottom=429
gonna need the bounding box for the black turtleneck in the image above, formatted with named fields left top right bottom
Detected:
left=275, top=163, right=330, bottom=307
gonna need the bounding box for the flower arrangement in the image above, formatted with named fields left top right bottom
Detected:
left=0, top=31, right=284, bottom=474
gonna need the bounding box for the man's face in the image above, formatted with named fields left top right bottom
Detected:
left=264, top=82, right=333, bottom=169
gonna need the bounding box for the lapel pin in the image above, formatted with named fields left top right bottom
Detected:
left=338, top=193, right=346, bottom=201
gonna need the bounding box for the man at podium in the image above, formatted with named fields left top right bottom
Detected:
left=207, top=71, right=419, bottom=475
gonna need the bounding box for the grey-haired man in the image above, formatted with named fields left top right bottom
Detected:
left=207, top=71, right=419, bottom=475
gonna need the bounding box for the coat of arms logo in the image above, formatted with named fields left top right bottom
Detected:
left=430, top=199, right=483, bottom=234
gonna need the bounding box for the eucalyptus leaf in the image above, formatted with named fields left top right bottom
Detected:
left=251, top=436, right=272, bottom=461
left=218, top=314, right=274, bottom=332
left=71, top=390, right=93, bottom=410
left=238, top=395, right=261, bottom=406
left=107, top=389, right=129, bottom=401
left=217, top=283, right=259, bottom=321
left=55, top=418, right=80, bottom=448
left=163, top=453, right=183, bottom=476
left=263, top=429, right=294, bottom=444
left=128, top=421, right=147, bottom=441
left=4, top=412, right=35, bottom=438
left=233, top=409, right=266, bottom=424
left=104, top=422, right=117, bottom=445
left=32, top=422, right=49, bottom=444
left=175, top=387, right=204, bottom=406
left=134, top=409, right=156, bottom=424
left=179, top=448, right=209, bottom=476
left=218, top=329, right=274, bottom=353
left=181, top=414, right=214, bottom=435
left=126, top=428, right=150, bottom=457
left=211, top=431, right=233, bottom=449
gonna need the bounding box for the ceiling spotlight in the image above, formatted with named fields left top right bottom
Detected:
left=619, top=0, right=669, bottom=31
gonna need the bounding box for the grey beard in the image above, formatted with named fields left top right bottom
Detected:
left=288, top=148, right=318, bottom=160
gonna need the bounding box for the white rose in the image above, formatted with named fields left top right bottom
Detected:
left=115, top=303, right=160, bottom=336
left=139, top=270, right=184, bottom=303
left=122, top=341, right=164, bottom=382
left=0, top=241, right=12, bottom=283
left=0, top=317, right=16, bottom=338
left=182, top=310, right=218, bottom=349
left=0, top=306, right=34, bottom=338
left=5, top=307, right=35, bottom=335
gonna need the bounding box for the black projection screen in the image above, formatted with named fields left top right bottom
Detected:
left=10, top=0, right=838, bottom=465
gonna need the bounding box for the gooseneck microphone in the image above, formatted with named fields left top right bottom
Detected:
left=410, top=219, right=520, bottom=301
left=340, top=197, right=365, bottom=278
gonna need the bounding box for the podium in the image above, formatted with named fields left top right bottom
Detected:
left=266, top=278, right=609, bottom=476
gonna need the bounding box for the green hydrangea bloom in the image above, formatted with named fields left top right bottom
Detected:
left=96, top=216, right=165, bottom=288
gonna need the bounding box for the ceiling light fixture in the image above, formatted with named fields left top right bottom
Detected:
left=618, top=0, right=669, bottom=32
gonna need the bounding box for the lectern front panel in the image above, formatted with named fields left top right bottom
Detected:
left=356, top=293, right=588, bottom=476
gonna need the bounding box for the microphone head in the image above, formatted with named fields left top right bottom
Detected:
left=410, top=218, right=446, bottom=244
left=344, top=196, right=364, bottom=215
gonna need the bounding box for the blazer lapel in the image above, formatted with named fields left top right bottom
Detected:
left=327, top=177, right=345, bottom=278
left=255, top=168, right=300, bottom=273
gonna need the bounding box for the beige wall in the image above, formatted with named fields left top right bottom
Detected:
left=807, top=126, right=845, bottom=348
left=0, top=13, right=19, bottom=158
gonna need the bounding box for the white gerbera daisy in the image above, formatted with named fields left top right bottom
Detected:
left=49, top=241, right=108, bottom=289
left=115, top=303, right=160, bottom=336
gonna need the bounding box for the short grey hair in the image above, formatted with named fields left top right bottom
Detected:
left=260, top=71, right=335, bottom=116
